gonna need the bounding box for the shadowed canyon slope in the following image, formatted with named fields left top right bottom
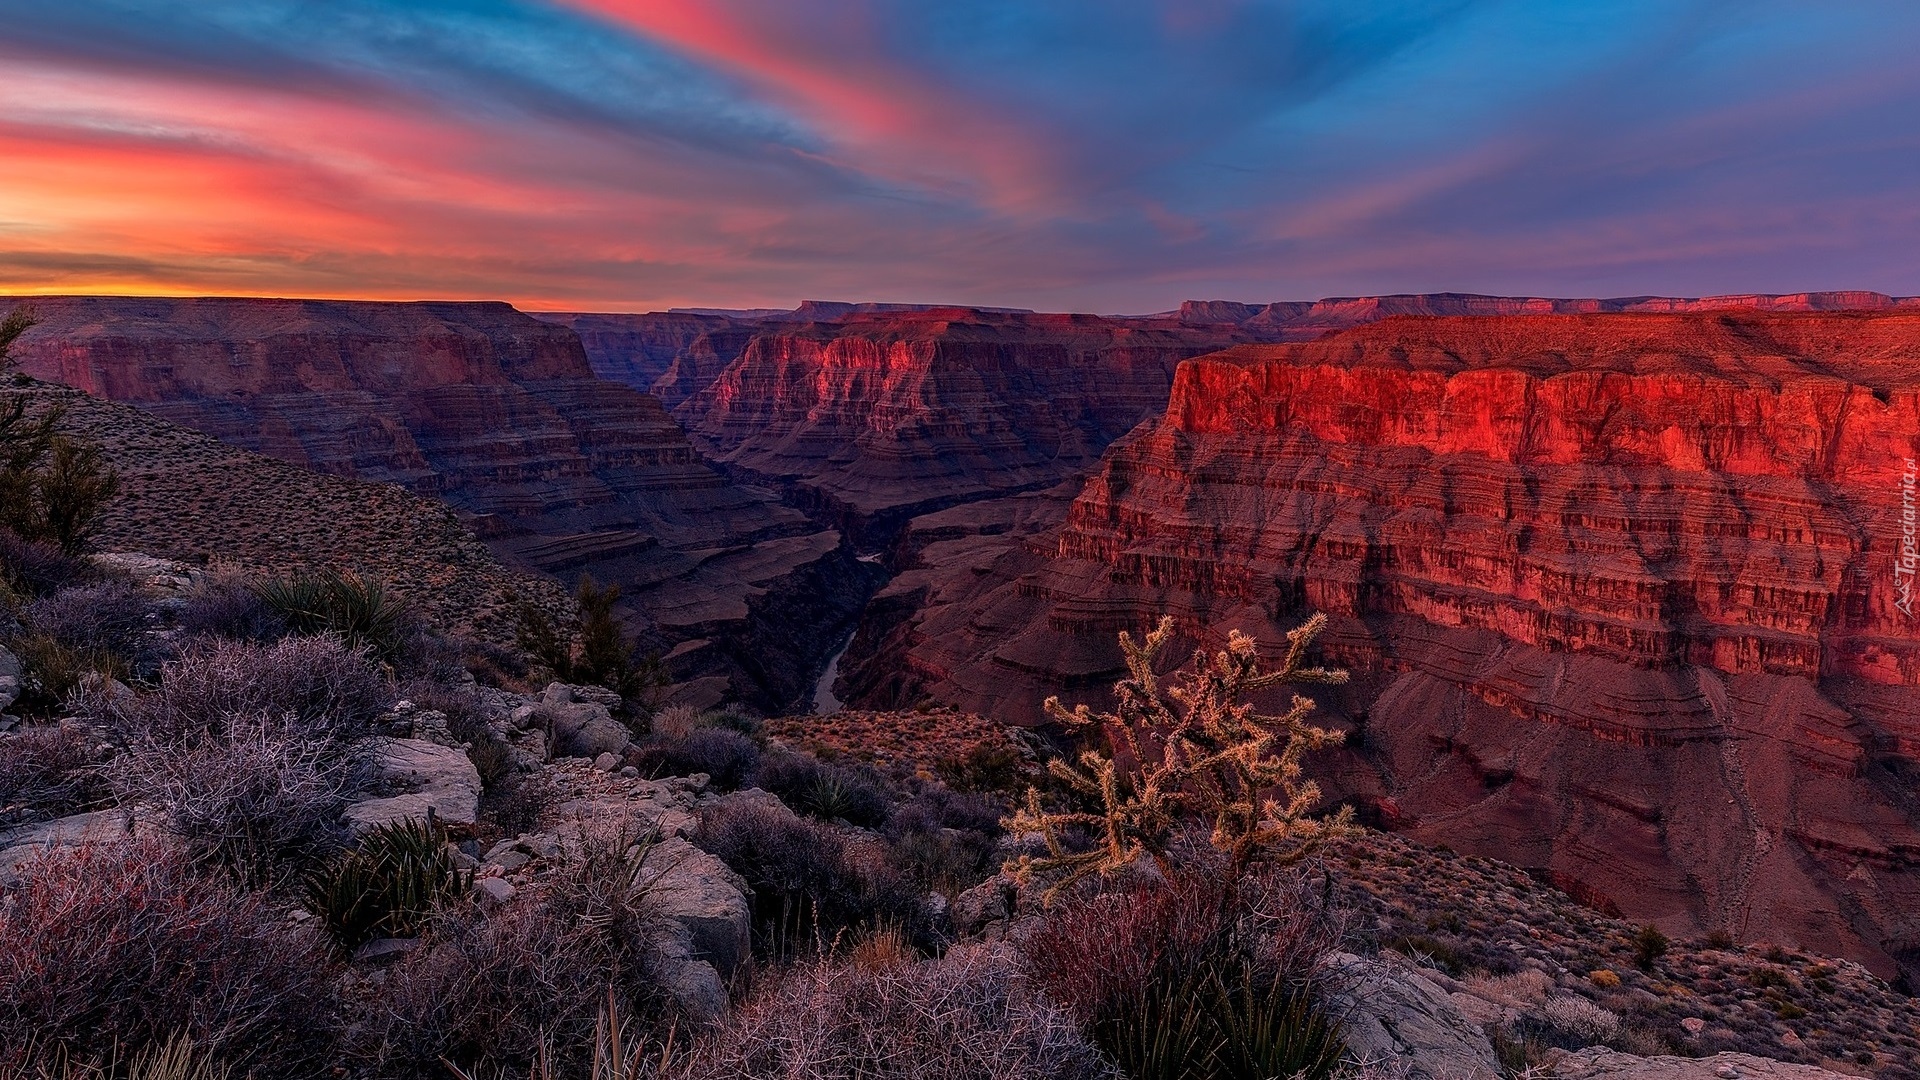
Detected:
left=844, top=310, right=1920, bottom=982
left=5, top=297, right=865, bottom=710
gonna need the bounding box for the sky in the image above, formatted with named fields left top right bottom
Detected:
left=2, top=0, right=1918, bottom=313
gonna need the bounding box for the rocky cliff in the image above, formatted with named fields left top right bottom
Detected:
left=845, top=310, right=1920, bottom=982
left=6, top=297, right=862, bottom=710
left=672, top=309, right=1276, bottom=545
left=1177, top=290, right=1920, bottom=340
left=534, top=311, right=765, bottom=408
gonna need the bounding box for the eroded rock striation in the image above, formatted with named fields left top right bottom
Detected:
left=673, top=308, right=1279, bottom=545
left=7, top=297, right=858, bottom=709
left=848, top=311, right=1920, bottom=982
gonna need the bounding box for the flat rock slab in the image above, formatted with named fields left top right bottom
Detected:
left=0, top=810, right=138, bottom=884
left=1325, top=951, right=1501, bottom=1080
left=1549, top=1049, right=1855, bottom=1080
left=343, top=737, right=482, bottom=835
left=641, top=836, right=751, bottom=979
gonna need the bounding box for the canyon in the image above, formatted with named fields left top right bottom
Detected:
left=12, top=289, right=1920, bottom=986
left=4, top=297, right=866, bottom=711
left=842, top=308, right=1920, bottom=985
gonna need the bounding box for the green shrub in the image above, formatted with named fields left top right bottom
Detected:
left=256, top=570, right=416, bottom=663
left=308, top=818, right=473, bottom=952
left=1633, top=924, right=1670, bottom=971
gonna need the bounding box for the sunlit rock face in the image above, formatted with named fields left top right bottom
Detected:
left=672, top=308, right=1282, bottom=545
left=848, top=310, right=1920, bottom=983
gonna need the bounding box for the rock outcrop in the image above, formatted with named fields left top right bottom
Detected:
left=7, top=298, right=859, bottom=709
left=849, top=311, right=1920, bottom=982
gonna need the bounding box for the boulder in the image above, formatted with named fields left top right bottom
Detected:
left=0, top=809, right=137, bottom=885
left=1324, top=952, right=1501, bottom=1080
left=545, top=700, right=630, bottom=759
left=343, top=738, right=482, bottom=835
left=1548, top=1049, right=1854, bottom=1080
left=952, top=876, right=1016, bottom=937
left=641, top=836, right=751, bottom=980
left=0, top=645, right=20, bottom=713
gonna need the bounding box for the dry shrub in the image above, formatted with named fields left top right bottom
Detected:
left=679, top=943, right=1110, bottom=1080
left=93, top=636, right=391, bottom=745
left=693, top=801, right=930, bottom=958
left=178, top=573, right=289, bottom=644
left=22, top=581, right=163, bottom=670
left=1020, top=868, right=1345, bottom=1080
left=630, top=728, right=760, bottom=791
left=113, top=712, right=366, bottom=886
left=0, top=837, right=334, bottom=1074
left=0, top=528, right=97, bottom=598
left=0, top=722, right=105, bottom=828
left=1536, top=994, right=1622, bottom=1044
left=751, top=750, right=888, bottom=827
left=348, top=827, right=669, bottom=1077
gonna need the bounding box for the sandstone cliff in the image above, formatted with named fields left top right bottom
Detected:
left=845, top=311, right=1920, bottom=983
left=1177, top=290, right=1920, bottom=340
left=6, top=297, right=860, bottom=710
left=672, top=309, right=1275, bottom=545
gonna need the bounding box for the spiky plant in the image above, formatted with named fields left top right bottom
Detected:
left=307, top=817, right=471, bottom=951
left=256, top=570, right=413, bottom=661
left=1007, top=614, right=1354, bottom=901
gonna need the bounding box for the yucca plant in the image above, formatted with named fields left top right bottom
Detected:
left=256, top=571, right=412, bottom=662
left=307, top=817, right=472, bottom=951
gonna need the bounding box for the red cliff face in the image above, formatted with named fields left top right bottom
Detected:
left=846, top=311, right=1920, bottom=982
left=673, top=309, right=1269, bottom=543
left=7, top=296, right=857, bottom=711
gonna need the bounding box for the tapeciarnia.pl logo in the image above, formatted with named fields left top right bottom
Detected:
left=1898, top=457, right=1917, bottom=619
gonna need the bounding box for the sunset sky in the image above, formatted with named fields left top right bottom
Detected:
left=3, top=1, right=1918, bottom=312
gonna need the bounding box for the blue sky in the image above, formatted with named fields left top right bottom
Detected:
left=1, top=0, right=1916, bottom=310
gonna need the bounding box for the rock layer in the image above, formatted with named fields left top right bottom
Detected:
left=848, top=311, right=1920, bottom=981
left=674, top=309, right=1277, bottom=545
left=7, top=297, right=853, bottom=710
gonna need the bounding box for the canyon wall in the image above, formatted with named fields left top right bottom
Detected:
left=1177, top=290, right=1920, bottom=340
left=535, top=311, right=764, bottom=407
left=846, top=310, right=1920, bottom=981
left=6, top=297, right=861, bottom=710
left=671, top=309, right=1278, bottom=545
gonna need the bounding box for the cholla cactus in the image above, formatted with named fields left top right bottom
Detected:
left=1007, top=614, right=1355, bottom=902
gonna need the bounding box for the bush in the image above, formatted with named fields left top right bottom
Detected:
left=348, top=827, right=668, bottom=1076
left=7, top=631, right=124, bottom=717
left=308, top=818, right=473, bottom=952
left=752, top=750, right=888, bottom=827
left=886, top=788, right=1003, bottom=894
left=0, top=837, right=335, bottom=1074
left=22, top=580, right=164, bottom=674
left=694, top=801, right=929, bottom=959
left=0, top=529, right=96, bottom=598
left=1021, top=870, right=1345, bottom=1080
left=0, top=722, right=106, bottom=827
left=178, top=574, right=289, bottom=643
left=113, top=712, right=365, bottom=886
left=93, top=635, right=391, bottom=746
left=256, top=570, right=418, bottom=665
left=680, top=943, right=1109, bottom=1080
left=631, top=728, right=761, bottom=791
left=1633, top=924, right=1670, bottom=971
